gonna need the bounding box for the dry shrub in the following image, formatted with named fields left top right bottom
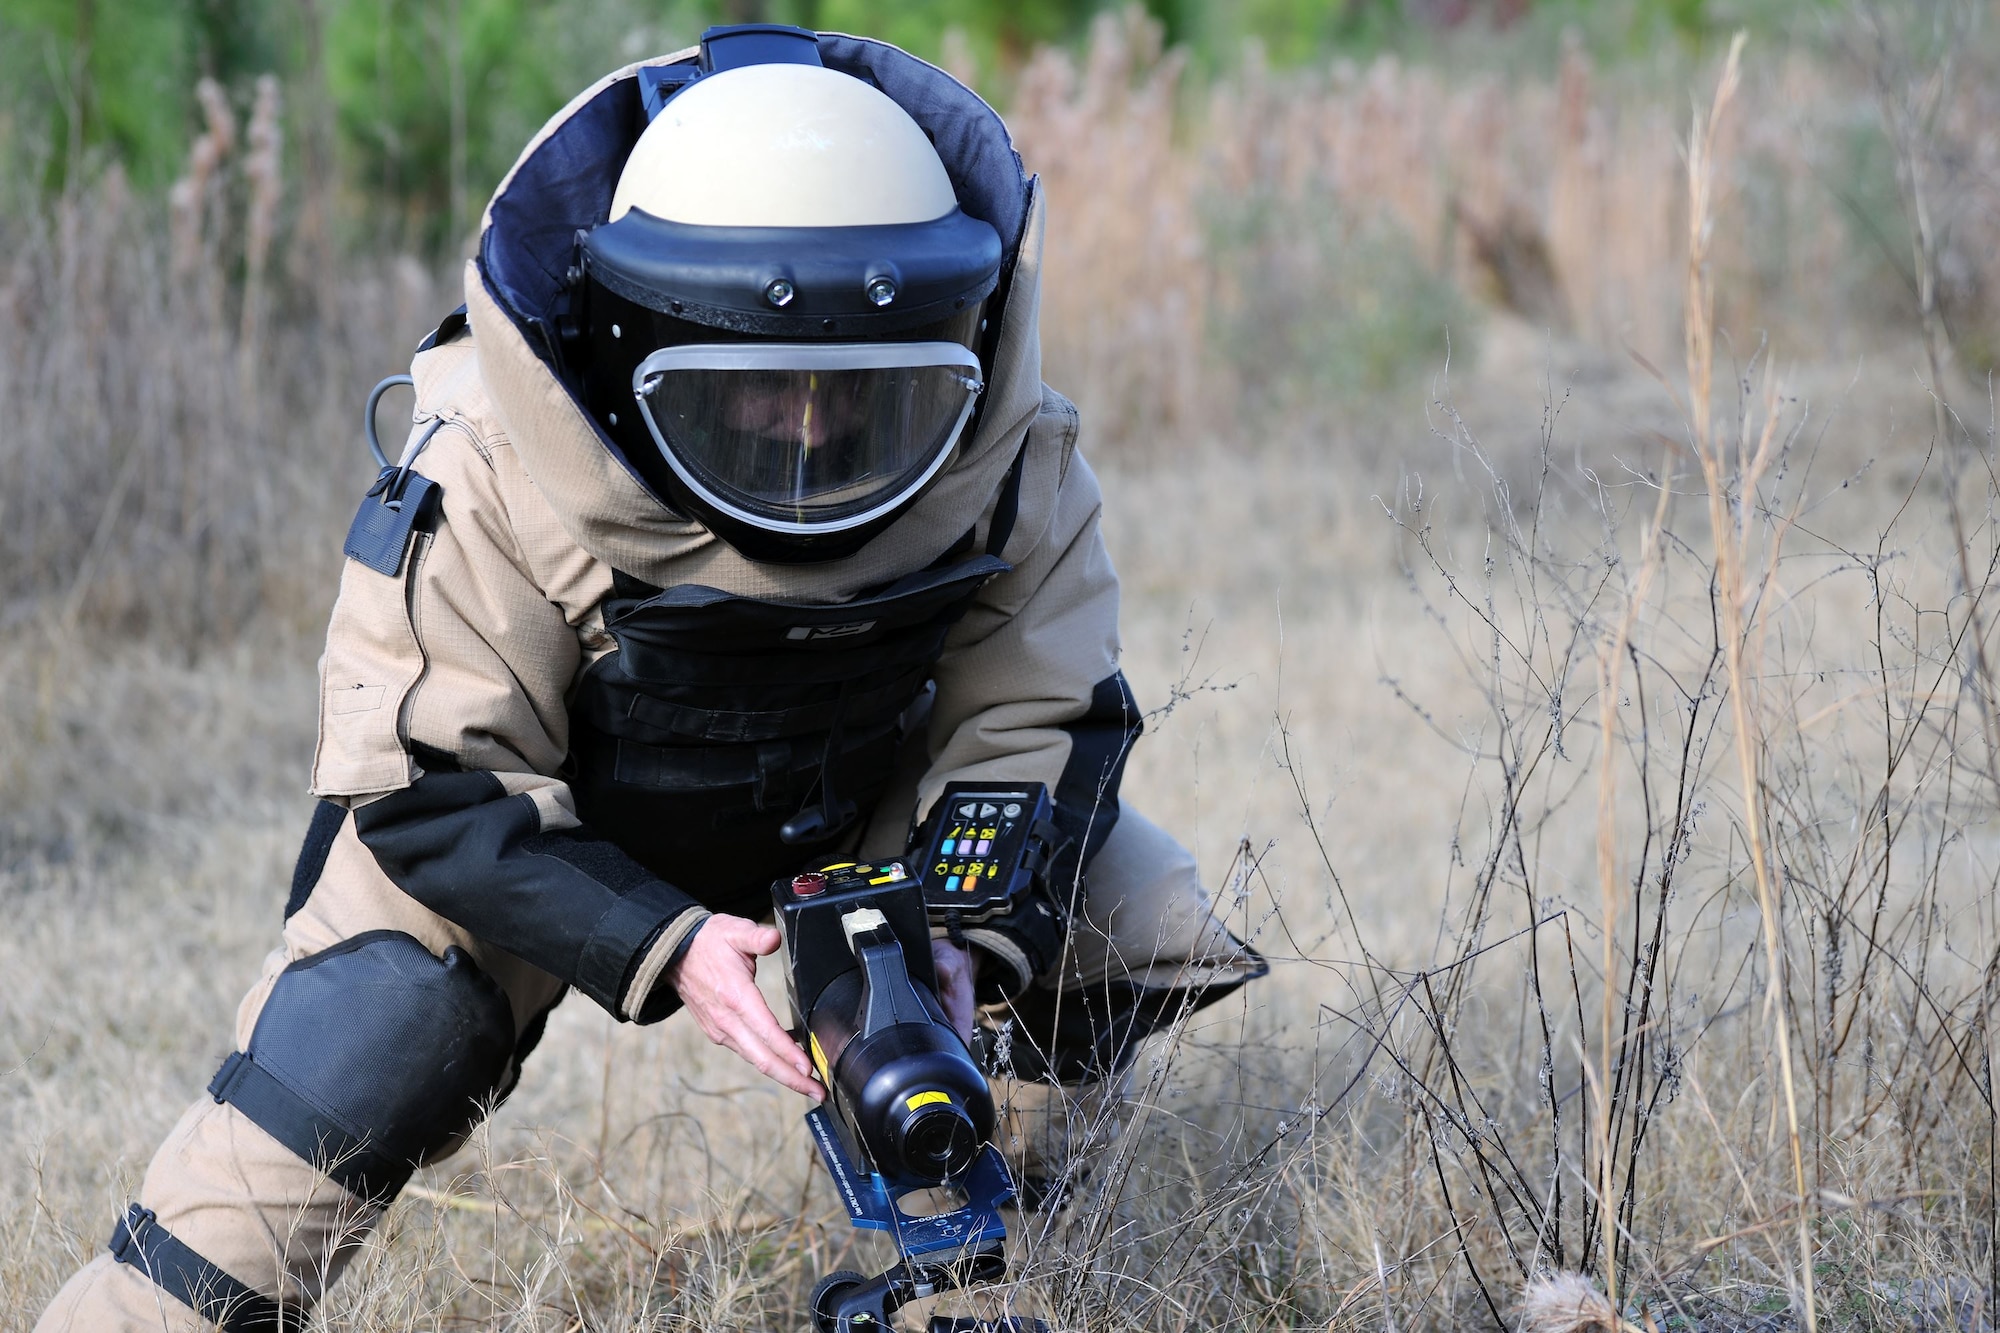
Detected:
left=1844, top=1, right=2000, bottom=387
left=1005, top=9, right=1207, bottom=447
left=1003, top=7, right=1990, bottom=451
left=0, top=114, right=429, bottom=652
left=8, top=18, right=2000, bottom=1333
left=1519, top=1272, right=1628, bottom=1333
left=0, top=85, right=444, bottom=861
left=922, top=29, right=2000, bottom=1333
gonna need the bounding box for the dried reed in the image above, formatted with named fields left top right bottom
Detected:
left=0, top=91, right=431, bottom=651
left=5, top=16, right=2000, bottom=1333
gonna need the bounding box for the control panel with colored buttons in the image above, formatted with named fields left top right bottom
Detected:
left=785, top=860, right=912, bottom=901
left=917, top=782, right=1057, bottom=924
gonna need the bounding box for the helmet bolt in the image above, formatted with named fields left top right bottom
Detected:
left=866, top=277, right=897, bottom=307
left=764, top=278, right=796, bottom=308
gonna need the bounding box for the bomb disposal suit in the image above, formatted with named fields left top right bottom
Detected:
left=39, top=28, right=1262, bottom=1333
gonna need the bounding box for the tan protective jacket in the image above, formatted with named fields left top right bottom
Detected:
left=304, top=79, right=1135, bottom=1025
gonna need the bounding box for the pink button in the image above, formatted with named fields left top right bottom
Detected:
left=976, top=839, right=992, bottom=854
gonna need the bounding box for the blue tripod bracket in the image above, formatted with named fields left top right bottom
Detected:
left=805, top=1106, right=1015, bottom=1257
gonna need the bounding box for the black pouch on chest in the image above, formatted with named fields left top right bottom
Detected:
left=566, top=552, right=1010, bottom=905
left=344, top=466, right=443, bottom=577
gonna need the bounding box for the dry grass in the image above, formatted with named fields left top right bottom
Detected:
left=0, top=151, right=436, bottom=651
left=5, top=10, right=2000, bottom=1332
left=1002, top=7, right=1972, bottom=452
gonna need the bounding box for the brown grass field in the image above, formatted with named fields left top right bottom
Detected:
left=6, top=10, right=2000, bottom=1330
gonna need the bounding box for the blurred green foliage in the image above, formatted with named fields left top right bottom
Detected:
left=327, top=0, right=569, bottom=237
left=0, top=0, right=1845, bottom=242
left=1206, top=185, right=1478, bottom=406
left=0, top=0, right=239, bottom=193
left=793, top=0, right=1097, bottom=66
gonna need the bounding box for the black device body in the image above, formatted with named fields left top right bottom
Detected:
left=776, top=782, right=1062, bottom=1332
left=775, top=861, right=994, bottom=1186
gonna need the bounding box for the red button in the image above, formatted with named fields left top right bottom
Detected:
left=791, top=872, right=827, bottom=897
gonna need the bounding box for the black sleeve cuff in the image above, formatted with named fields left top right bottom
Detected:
left=352, top=769, right=706, bottom=1017
left=629, top=914, right=712, bottom=1026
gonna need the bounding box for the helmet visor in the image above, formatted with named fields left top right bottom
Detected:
left=633, top=342, right=983, bottom=535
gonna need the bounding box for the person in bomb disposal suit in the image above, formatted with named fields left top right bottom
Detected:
left=38, top=26, right=1263, bottom=1332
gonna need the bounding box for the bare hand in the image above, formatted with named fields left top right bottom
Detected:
left=931, top=937, right=978, bottom=1045
left=667, top=915, right=823, bottom=1100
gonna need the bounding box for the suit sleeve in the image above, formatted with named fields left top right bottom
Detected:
left=310, top=415, right=705, bottom=1023
left=923, top=392, right=1140, bottom=866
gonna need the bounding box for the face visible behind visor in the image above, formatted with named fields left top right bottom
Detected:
left=568, top=42, right=1005, bottom=563
left=635, top=341, right=983, bottom=535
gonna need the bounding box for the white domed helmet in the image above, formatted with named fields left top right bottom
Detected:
left=608, top=63, right=957, bottom=228
left=571, top=27, right=1003, bottom=563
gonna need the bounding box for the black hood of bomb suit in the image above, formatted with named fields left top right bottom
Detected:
left=475, top=36, right=1034, bottom=560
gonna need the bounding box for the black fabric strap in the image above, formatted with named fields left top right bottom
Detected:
left=607, top=719, right=898, bottom=793
left=109, top=1204, right=301, bottom=1333
left=575, top=880, right=708, bottom=1006
left=208, top=1051, right=411, bottom=1204
left=621, top=663, right=927, bottom=743
left=284, top=800, right=345, bottom=920
left=984, top=443, right=1027, bottom=558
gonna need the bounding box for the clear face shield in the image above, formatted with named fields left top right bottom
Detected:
left=632, top=342, right=984, bottom=536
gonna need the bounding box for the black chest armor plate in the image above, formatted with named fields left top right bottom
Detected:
left=565, top=550, right=1011, bottom=912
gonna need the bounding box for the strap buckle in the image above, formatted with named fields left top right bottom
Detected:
left=107, top=1203, right=156, bottom=1265
left=107, top=1201, right=301, bottom=1332
left=207, top=1049, right=252, bottom=1103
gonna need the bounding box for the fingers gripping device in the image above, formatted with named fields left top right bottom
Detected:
left=773, top=783, right=1061, bottom=1333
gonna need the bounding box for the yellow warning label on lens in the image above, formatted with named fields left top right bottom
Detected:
left=810, top=1033, right=830, bottom=1085
left=905, top=1090, right=952, bottom=1111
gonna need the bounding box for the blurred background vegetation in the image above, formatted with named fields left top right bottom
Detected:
left=1, top=0, right=1988, bottom=651
left=0, top=0, right=1843, bottom=243
left=11, top=7, right=2000, bottom=1329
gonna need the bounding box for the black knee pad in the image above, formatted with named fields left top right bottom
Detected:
left=208, top=930, right=515, bottom=1203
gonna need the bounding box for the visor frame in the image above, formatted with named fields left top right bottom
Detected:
left=583, top=208, right=1003, bottom=339
left=632, top=340, right=984, bottom=538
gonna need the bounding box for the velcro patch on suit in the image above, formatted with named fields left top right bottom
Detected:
left=344, top=466, right=443, bottom=577
left=328, top=684, right=387, bottom=715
